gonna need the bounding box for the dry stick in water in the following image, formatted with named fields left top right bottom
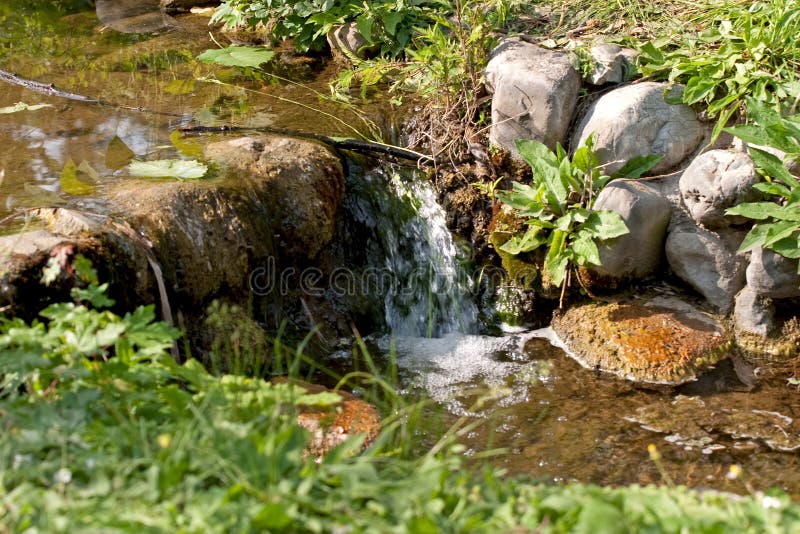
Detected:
left=0, top=68, right=184, bottom=117
left=0, top=68, right=436, bottom=165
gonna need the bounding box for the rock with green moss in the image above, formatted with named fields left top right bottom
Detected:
left=552, top=296, right=732, bottom=384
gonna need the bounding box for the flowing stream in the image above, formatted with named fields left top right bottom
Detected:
left=346, top=165, right=478, bottom=337
left=2, top=0, right=799, bottom=500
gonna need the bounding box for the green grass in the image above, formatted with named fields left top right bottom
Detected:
left=1, top=271, right=800, bottom=532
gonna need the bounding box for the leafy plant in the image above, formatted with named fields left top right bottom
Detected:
left=637, top=0, right=800, bottom=139
left=210, top=0, right=449, bottom=56
left=724, top=98, right=800, bottom=270
left=496, top=136, right=660, bottom=293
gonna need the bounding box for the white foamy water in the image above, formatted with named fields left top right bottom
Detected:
left=375, top=328, right=566, bottom=414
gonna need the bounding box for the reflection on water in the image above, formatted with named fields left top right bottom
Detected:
left=0, top=2, right=390, bottom=221
left=381, top=330, right=800, bottom=498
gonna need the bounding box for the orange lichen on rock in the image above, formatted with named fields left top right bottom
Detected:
left=552, top=297, right=732, bottom=384
left=272, top=378, right=381, bottom=459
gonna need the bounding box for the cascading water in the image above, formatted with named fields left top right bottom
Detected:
left=346, top=163, right=478, bottom=337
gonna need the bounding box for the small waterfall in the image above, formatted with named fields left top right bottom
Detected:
left=347, top=164, right=478, bottom=337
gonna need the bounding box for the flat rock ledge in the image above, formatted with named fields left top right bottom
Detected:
left=551, top=297, right=732, bottom=384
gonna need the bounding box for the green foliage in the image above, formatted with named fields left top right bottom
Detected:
left=724, top=98, right=800, bottom=270
left=637, top=0, right=800, bottom=139
left=1, top=271, right=800, bottom=530
left=197, top=45, right=275, bottom=68
left=211, top=0, right=449, bottom=56
left=496, top=137, right=659, bottom=290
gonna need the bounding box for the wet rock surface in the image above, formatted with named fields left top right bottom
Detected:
left=626, top=395, right=800, bottom=453
left=551, top=296, right=732, bottom=384
left=204, top=135, right=345, bottom=259
left=277, top=379, right=381, bottom=459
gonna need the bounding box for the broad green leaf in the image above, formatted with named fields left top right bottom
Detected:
left=771, top=236, right=800, bottom=259
left=726, top=202, right=800, bottom=222
left=764, top=220, right=799, bottom=248
left=584, top=210, right=629, bottom=240
left=683, top=75, right=717, bottom=104
left=0, top=102, right=53, bottom=114
left=128, top=159, right=208, bottom=180
left=531, top=157, right=567, bottom=214
left=753, top=181, right=791, bottom=198
left=749, top=147, right=799, bottom=189
left=737, top=224, right=769, bottom=252
left=612, top=154, right=663, bottom=179
left=197, top=46, right=275, bottom=68
left=499, top=227, right=547, bottom=255
left=571, top=234, right=601, bottom=266
left=106, top=135, right=135, bottom=170
left=356, top=14, right=375, bottom=45
left=546, top=251, right=569, bottom=288
left=515, top=139, right=558, bottom=169
left=723, top=124, right=769, bottom=146
left=382, top=12, right=403, bottom=36
left=60, top=159, right=97, bottom=196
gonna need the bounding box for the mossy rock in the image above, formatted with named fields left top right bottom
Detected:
left=552, top=296, right=733, bottom=384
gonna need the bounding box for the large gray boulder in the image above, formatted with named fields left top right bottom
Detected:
left=572, top=82, right=705, bottom=175
left=583, top=179, right=672, bottom=285
left=746, top=246, right=800, bottom=299
left=665, top=222, right=747, bottom=312
left=485, top=39, right=580, bottom=158
left=679, top=149, right=759, bottom=228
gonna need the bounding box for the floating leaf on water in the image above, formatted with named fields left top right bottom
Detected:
left=163, top=78, right=196, bottom=95
left=197, top=46, right=275, bottom=68
left=106, top=135, right=135, bottom=170
left=77, top=160, right=101, bottom=182
left=22, top=182, right=64, bottom=205
left=128, top=159, right=208, bottom=179
left=0, top=102, right=54, bottom=114
left=170, top=129, right=204, bottom=158
left=60, top=158, right=98, bottom=196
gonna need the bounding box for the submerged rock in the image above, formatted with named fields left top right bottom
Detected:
left=485, top=38, right=580, bottom=158
left=572, top=82, right=705, bottom=175
left=96, top=0, right=176, bottom=33
left=626, top=395, right=800, bottom=453
left=204, top=135, right=345, bottom=260
left=552, top=297, right=732, bottom=384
